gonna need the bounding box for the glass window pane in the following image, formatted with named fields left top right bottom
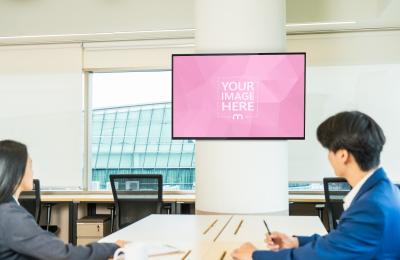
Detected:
left=91, top=71, right=195, bottom=191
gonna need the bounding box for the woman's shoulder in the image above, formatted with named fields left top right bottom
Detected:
left=0, top=199, right=21, bottom=209
left=0, top=200, right=33, bottom=224
left=0, top=200, right=41, bottom=243
left=0, top=200, right=18, bottom=211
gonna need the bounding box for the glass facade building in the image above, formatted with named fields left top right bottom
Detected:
left=91, top=102, right=195, bottom=190
left=89, top=100, right=336, bottom=193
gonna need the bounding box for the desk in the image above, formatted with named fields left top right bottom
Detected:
left=40, top=192, right=326, bottom=245
left=41, top=193, right=196, bottom=203
left=41, top=192, right=196, bottom=244
left=41, top=192, right=325, bottom=204
left=100, top=214, right=327, bottom=259
left=101, top=215, right=232, bottom=259
left=289, top=194, right=325, bottom=203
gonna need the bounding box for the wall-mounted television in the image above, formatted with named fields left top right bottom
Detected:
left=172, top=52, right=306, bottom=140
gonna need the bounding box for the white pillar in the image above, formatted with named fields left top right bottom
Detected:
left=195, top=0, right=288, bottom=214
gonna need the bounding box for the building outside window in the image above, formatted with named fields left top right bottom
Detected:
left=90, top=71, right=195, bottom=191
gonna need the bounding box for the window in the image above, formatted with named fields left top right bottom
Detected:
left=89, top=71, right=195, bottom=191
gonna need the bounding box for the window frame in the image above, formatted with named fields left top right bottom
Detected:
left=84, top=69, right=195, bottom=192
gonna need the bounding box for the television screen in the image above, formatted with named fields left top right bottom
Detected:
left=172, top=53, right=306, bottom=139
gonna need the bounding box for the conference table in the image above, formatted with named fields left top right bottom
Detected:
left=100, top=214, right=327, bottom=259
left=40, top=192, right=198, bottom=244
left=40, top=192, right=326, bottom=245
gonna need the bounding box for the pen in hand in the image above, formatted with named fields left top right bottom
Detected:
left=263, top=219, right=300, bottom=251
left=263, top=220, right=272, bottom=235
left=263, top=219, right=277, bottom=246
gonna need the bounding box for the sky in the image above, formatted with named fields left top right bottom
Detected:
left=91, top=70, right=171, bottom=109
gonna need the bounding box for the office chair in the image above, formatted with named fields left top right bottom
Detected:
left=19, top=179, right=59, bottom=233
left=323, top=177, right=352, bottom=232
left=110, top=174, right=163, bottom=230
left=19, top=179, right=41, bottom=223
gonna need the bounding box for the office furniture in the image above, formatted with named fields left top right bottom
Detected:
left=41, top=192, right=196, bottom=245
left=289, top=194, right=328, bottom=229
left=41, top=193, right=195, bottom=203
left=110, top=174, right=163, bottom=230
left=25, top=179, right=400, bottom=244
left=289, top=202, right=328, bottom=229
left=40, top=192, right=324, bottom=203
left=323, top=177, right=351, bottom=231
left=315, top=204, right=325, bottom=219
left=106, top=205, right=116, bottom=233
left=19, top=179, right=58, bottom=233
left=77, top=215, right=111, bottom=245
left=19, top=179, right=41, bottom=223
left=39, top=191, right=326, bottom=245
left=100, top=214, right=327, bottom=259
left=42, top=202, right=59, bottom=232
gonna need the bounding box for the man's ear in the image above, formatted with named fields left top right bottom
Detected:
left=338, top=149, right=350, bottom=164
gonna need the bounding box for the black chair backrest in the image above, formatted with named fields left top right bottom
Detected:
left=19, top=179, right=41, bottom=223
left=110, top=174, right=163, bottom=229
left=323, top=177, right=351, bottom=231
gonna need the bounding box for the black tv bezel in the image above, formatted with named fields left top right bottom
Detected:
left=171, top=52, right=306, bottom=140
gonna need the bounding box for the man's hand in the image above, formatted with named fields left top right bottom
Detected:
left=115, top=240, right=126, bottom=248
left=231, top=242, right=257, bottom=260
left=265, top=232, right=299, bottom=251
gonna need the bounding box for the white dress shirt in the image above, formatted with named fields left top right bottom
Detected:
left=343, top=170, right=375, bottom=210
left=13, top=195, right=20, bottom=206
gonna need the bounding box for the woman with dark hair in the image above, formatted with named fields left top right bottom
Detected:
left=0, top=140, right=124, bottom=260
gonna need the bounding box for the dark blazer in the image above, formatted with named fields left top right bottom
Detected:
left=0, top=199, right=118, bottom=260
left=253, top=168, right=400, bottom=260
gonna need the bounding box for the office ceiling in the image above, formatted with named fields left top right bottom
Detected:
left=286, top=0, right=400, bottom=32
left=0, top=0, right=399, bottom=45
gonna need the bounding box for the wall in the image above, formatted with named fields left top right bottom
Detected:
left=286, top=31, right=400, bottom=181
left=0, top=0, right=194, bottom=38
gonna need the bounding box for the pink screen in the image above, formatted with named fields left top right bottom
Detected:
left=172, top=53, right=305, bottom=139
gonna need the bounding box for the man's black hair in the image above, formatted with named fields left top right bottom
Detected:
left=317, top=111, right=386, bottom=171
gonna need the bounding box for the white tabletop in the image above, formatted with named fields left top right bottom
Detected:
left=101, top=215, right=232, bottom=244
left=101, top=214, right=327, bottom=259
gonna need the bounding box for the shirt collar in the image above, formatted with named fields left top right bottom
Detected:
left=13, top=195, right=20, bottom=206
left=343, top=169, right=375, bottom=210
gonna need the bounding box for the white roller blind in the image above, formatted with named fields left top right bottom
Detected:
left=0, top=43, right=83, bottom=188
left=83, top=38, right=194, bottom=70
left=287, top=31, right=400, bottom=182
left=288, top=64, right=400, bottom=182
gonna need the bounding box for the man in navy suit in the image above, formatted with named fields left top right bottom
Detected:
left=232, top=111, right=400, bottom=260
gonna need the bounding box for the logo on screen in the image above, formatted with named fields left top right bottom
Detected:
left=218, top=79, right=258, bottom=120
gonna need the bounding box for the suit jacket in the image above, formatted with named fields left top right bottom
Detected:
left=0, top=199, right=118, bottom=260
left=253, top=168, right=400, bottom=260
